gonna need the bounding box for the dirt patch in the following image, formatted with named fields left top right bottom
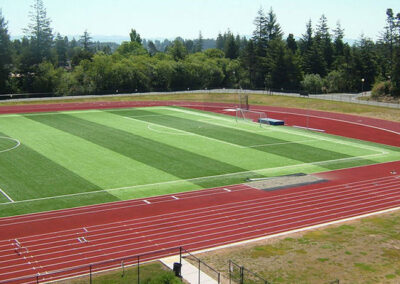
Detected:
left=246, top=174, right=326, bottom=191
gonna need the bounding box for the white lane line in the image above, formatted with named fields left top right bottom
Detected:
left=0, top=186, right=14, bottom=203
left=4, top=177, right=399, bottom=257
left=143, top=200, right=151, bottom=205
left=223, top=188, right=231, bottom=192
left=3, top=190, right=400, bottom=275
left=172, top=196, right=179, bottom=200
left=3, top=180, right=397, bottom=268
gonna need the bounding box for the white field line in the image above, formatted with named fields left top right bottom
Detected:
left=0, top=186, right=14, bottom=203
left=250, top=107, right=400, bottom=137
left=6, top=178, right=399, bottom=255
left=163, top=107, right=390, bottom=155
left=273, top=125, right=388, bottom=155
left=124, top=116, right=243, bottom=148
left=245, top=139, right=316, bottom=148
left=144, top=116, right=316, bottom=148
left=0, top=137, right=20, bottom=154
left=147, top=124, right=192, bottom=135
left=0, top=151, right=390, bottom=206
left=0, top=106, right=394, bottom=205
left=2, top=184, right=400, bottom=275
left=1, top=104, right=399, bottom=137
left=0, top=175, right=394, bottom=241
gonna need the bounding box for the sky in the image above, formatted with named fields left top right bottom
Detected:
left=0, top=0, right=399, bottom=41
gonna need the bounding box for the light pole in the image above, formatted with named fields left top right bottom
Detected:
left=361, top=78, right=365, bottom=96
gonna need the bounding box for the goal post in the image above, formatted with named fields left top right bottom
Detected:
left=235, top=108, right=268, bottom=127
left=238, top=93, right=249, bottom=110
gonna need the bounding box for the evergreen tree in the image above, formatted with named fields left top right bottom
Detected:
left=286, top=33, right=297, bottom=53
left=0, top=10, right=12, bottom=93
left=302, top=20, right=313, bottom=52
left=24, top=0, right=53, bottom=64
left=333, top=21, right=345, bottom=56
left=224, top=32, right=239, bottom=59
left=315, top=14, right=333, bottom=70
left=391, top=47, right=400, bottom=96
left=216, top=33, right=224, bottom=50
left=241, top=40, right=257, bottom=87
left=265, top=7, right=283, bottom=41
left=54, top=33, right=68, bottom=67
left=195, top=31, right=203, bottom=52
left=129, top=29, right=142, bottom=44
left=148, top=41, right=158, bottom=56
left=80, top=30, right=93, bottom=51
left=252, top=7, right=268, bottom=56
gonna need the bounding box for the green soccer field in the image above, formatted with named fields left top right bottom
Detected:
left=0, top=106, right=399, bottom=217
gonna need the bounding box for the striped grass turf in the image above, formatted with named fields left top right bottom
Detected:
left=0, top=106, right=399, bottom=217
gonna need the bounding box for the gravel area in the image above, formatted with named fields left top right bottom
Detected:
left=245, top=174, right=326, bottom=191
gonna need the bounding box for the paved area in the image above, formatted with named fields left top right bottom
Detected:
left=161, top=255, right=219, bottom=284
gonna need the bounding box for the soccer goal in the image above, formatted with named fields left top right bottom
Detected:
left=238, top=93, right=249, bottom=110
left=235, top=108, right=268, bottom=127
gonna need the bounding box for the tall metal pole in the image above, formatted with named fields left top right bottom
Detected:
left=361, top=78, right=365, bottom=96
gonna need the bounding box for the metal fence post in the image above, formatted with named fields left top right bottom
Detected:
left=137, top=255, right=140, bottom=284
left=89, top=265, right=92, bottom=284
left=179, top=247, right=182, bottom=265
left=240, top=266, right=244, bottom=284
left=198, top=259, right=201, bottom=284
left=229, top=260, right=231, bottom=284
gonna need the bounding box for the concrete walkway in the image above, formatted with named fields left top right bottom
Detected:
left=161, top=255, right=219, bottom=284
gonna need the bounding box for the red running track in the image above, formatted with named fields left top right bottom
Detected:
left=0, top=100, right=399, bottom=283
left=1, top=161, right=400, bottom=283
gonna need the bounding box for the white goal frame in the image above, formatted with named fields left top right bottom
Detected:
left=235, top=108, right=268, bottom=127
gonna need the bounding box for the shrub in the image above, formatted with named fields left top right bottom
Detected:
left=301, top=74, right=324, bottom=94
left=371, top=81, right=391, bottom=98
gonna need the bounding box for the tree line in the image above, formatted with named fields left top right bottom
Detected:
left=0, top=0, right=399, bottom=97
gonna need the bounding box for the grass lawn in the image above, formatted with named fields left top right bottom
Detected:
left=59, top=261, right=180, bottom=284
left=195, top=210, right=400, bottom=283
left=0, top=106, right=399, bottom=217
left=1, top=92, right=400, bottom=122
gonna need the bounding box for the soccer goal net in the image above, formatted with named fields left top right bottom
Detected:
left=238, top=93, right=249, bottom=110
left=235, top=108, right=268, bottom=127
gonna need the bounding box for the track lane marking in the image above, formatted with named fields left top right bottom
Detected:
left=2, top=179, right=400, bottom=262
left=2, top=193, right=400, bottom=276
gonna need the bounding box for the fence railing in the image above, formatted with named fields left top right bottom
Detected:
left=0, top=246, right=184, bottom=284
left=229, top=260, right=271, bottom=284
left=182, top=247, right=222, bottom=284
left=1, top=89, right=399, bottom=109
